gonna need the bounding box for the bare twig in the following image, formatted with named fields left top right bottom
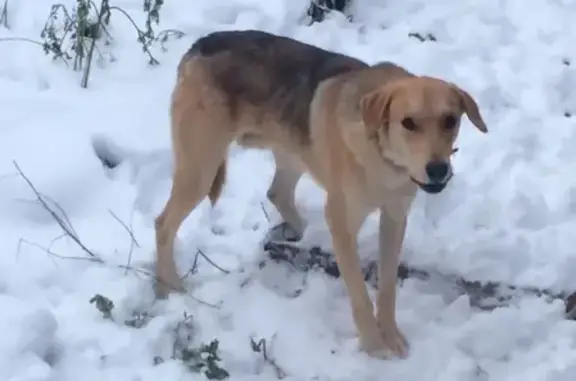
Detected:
left=42, top=193, right=78, bottom=237
left=181, top=251, right=202, bottom=280
left=13, top=162, right=221, bottom=309
left=17, top=238, right=102, bottom=263
left=108, top=209, right=140, bottom=274
left=196, top=248, right=230, bottom=274
left=47, top=233, right=73, bottom=253
left=179, top=247, right=229, bottom=286
left=124, top=265, right=221, bottom=309
left=0, top=0, right=9, bottom=29
left=14, top=161, right=99, bottom=259
left=0, top=37, right=48, bottom=47
left=260, top=202, right=271, bottom=223
left=107, top=5, right=159, bottom=65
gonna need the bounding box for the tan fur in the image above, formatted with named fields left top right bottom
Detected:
left=154, top=56, right=487, bottom=359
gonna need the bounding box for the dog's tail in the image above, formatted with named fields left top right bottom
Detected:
left=91, top=135, right=127, bottom=170
left=208, top=160, right=227, bottom=206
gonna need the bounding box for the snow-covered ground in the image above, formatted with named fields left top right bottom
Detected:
left=2, top=0, right=576, bottom=379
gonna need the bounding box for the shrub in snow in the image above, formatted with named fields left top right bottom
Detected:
left=89, top=294, right=230, bottom=379
left=307, top=0, right=351, bottom=23
left=1, top=0, right=183, bottom=88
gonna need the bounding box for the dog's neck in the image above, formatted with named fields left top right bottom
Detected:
left=379, top=150, right=408, bottom=176
left=374, top=144, right=415, bottom=188
left=341, top=121, right=414, bottom=192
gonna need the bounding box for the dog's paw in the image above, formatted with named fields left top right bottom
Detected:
left=359, top=336, right=392, bottom=359
left=154, top=269, right=186, bottom=299
left=265, top=221, right=303, bottom=243
left=359, top=325, right=409, bottom=359
left=154, top=281, right=186, bottom=300
left=378, top=324, right=409, bottom=359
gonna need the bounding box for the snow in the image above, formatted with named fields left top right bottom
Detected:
left=2, top=0, right=576, bottom=379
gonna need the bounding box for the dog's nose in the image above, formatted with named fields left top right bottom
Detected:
left=425, top=161, right=449, bottom=183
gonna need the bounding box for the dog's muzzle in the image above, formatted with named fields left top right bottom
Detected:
left=410, top=173, right=453, bottom=194
left=410, top=157, right=455, bottom=194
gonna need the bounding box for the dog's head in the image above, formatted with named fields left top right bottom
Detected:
left=359, top=76, right=487, bottom=194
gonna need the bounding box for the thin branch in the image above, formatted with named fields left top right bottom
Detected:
left=47, top=233, right=70, bottom=252
left=107, top=5, right=159, bottom=65
left=109, top=209, right=140, bottom=248
left=181, top=251, right=202, bottom=280
left=13, top=161, right=219, bottom=309
left=81, top=0, right=109, bottom=88
left=42, top=193, right=78, bottom=237
left=0, top=0, right=9, bottom=29
left=0, top=38, right=70, bottom=66
left=260, top=202, right=271, bottom=223
left=0, top=37, right=45, bottom=47
left=127, top=265, right=220, bottom=309
left=13, top=161, right=98, bottom=258
left=108, top=208, right=140, bottom=275
left=17, top=238, right=102, bottom=263
left=196, top=248, right=230, bottom=274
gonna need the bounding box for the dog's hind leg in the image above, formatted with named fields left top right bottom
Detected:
left=154, top=126, right=231, bottom=298
left=265, top=153, right=305, bottom=242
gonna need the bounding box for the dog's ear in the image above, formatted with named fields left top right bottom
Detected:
left=359, top=87, right=393, bottom=140
left=452, top=86, right=488, bottom=133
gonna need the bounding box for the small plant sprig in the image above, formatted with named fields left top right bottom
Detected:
left=250, top=336, right=287, bottom=379
left=40, top=1, right=109, bottom=70
left=140, top=0, right=183, bottom=52
left=181, top=339, right=230, bottom=380
left=143, top=0, right=162, bottom=40
left=90, top=293, right=115, bottom=320
left=146, top=313, right=230, bottom=379
left=108, top=0, right=183, bottom=65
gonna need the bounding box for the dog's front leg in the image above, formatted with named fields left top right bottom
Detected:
left=375, top=206, right=409, bottom=358
left=325, top=195, right=389, bottom=358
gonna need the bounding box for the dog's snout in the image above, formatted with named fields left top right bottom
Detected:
left=425, top=161, right=449, bottom=183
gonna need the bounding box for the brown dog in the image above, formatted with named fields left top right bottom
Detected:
left=93, top=30, right=487, bottom=359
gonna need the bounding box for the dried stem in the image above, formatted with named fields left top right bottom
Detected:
left=108, top=208, right=140, bottom=274
left=81, top=0, right=110, bottom=88
left=107, top=5, right=159, bottom=65
left=12, top=162, right=218, bottom=308
left=1, top=0, right=10, bottom=29
left=196, top=248, right=230, bottom=274
left=14, top=161, right=99, bottom=258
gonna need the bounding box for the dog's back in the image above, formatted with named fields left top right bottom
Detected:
left=178, top=30, right=368, bottom=145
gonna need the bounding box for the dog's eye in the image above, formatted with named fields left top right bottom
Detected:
left=443, top=114, right=458, bottom=129
left=401, top=117, right=417, bottom=131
